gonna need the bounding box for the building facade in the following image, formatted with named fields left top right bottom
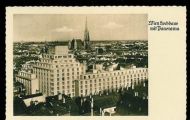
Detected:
left=33, top=46, right=86, bottom=97
left=32, top=46, right=148, bottom=97
left=16, top=70, right=39, bottom=95
left=77, top=67, right=148, bottom=97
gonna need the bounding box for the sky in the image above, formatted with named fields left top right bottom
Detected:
left=13, top=14, right=148, bottom=42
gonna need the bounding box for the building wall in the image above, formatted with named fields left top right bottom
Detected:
left=16, top=71, right=39, bottom=95
left=33, top=52, right=148, bottom=97
left=78, top=68, right=148, bottom=97
left=33, top=53, right=85, bottom=97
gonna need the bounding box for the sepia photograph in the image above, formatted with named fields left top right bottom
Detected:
left=13, top=14, right=148, bottom=116
left=6, top=7, right=186, bottom=120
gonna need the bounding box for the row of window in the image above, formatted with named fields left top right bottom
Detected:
left=82, top=70, right=148, bottom=79
left=56, top=68, right=80, bottom=73
left=36, top=62, right=52, bottom=68
left=80, top=76, right=147, bottom=85
left=79, top=78, right=144, bottom=88
left=55, top=63, right=79, bottom=68
left=79, top=81, right=143, bottom=95
left=18, top=72, right=33, bottom=79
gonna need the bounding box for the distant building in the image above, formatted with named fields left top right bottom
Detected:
left=16, top=70, right=39, bottom=95
left=48, top=45, right=69, bottom=55
left=95, top=47, right=104, bottom=54
left=68, top=18, right=91, bottom=50
left=68, top=38, right=83, bottom=50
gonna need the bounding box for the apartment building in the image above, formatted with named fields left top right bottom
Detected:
left=16, top=70, right=39, bottom=95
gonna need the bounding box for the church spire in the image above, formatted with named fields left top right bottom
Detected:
left=84, top=17, right=90, bottom=50
left=85, top=16, right=88, bottom=31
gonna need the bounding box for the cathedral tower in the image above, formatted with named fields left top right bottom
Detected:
left=84, top=17, right=90, bottom=49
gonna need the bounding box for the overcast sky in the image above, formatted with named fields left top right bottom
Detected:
left=13, top=14, right=148, bottom=42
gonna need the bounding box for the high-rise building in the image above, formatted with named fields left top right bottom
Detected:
left=84, top=17, right=90, bottom=49
left=32, top=46, right=148, bottom=97
left=33, top=46, right=87, bottom=97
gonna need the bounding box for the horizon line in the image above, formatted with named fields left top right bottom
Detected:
left=14, top=39, right=148, bottom=43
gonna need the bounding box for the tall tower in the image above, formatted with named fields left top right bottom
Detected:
left=84, top=17, right=90, bottom=49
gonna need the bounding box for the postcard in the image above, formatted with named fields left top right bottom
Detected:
left=6, top=6, right=186, bottom=120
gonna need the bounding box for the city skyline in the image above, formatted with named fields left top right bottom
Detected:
left=13, top=14, right=148, bottom=42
